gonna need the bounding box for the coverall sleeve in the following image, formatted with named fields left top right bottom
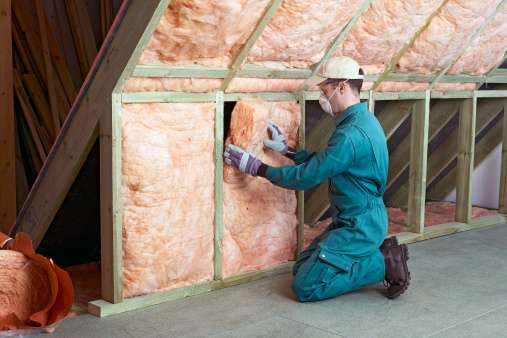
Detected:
left=265, top=130, right=355, bottom=190
left=293, top=149, right=315, bottom=165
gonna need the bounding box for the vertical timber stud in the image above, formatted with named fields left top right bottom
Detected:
left=0, top=0, right=16, bottom=233
left=499, top=100, right=507, bottom=214
left=407, top=90, right=430, bottom=233
left=455, top=92, right=477, bottom=223
left=214, top=91, right=224, bottom=280
left=368, top=90, right=375, bottom=113
left=100, top=92, right=123, bottom=303
left=297, top=92, right=306, bottom=255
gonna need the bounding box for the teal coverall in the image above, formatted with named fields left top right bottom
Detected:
left=265, top=102, right=389, bottom=302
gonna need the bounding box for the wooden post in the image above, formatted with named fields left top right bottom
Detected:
left=0, top=0, right=16, bottom=233
left=214, top=91, right=224, bottom=280
left=407, top=90, right=430, bottom=233
left=297, top=92, right=305, bottom=255
left=100, top=92, right=123, bottom=303
left=499, top=100, right=507, bottom=214
left=455, top=92, right=477, bottom=223
left=368, top=90, right=375, bottom=113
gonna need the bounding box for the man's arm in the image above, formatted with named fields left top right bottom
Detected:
left=259, top=130, right=355, bottom=191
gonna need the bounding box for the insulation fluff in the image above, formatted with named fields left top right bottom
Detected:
left=223, top=99, right=300, bottom=277
left=121, top=103, right=215, bottom=298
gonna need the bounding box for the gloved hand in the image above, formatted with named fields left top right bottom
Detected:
left=224, top=144, right=263, bottom=176
left=263, top=121, right=288, bottom=155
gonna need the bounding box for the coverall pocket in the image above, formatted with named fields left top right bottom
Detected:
left=317, top=248, right=354, bottom=273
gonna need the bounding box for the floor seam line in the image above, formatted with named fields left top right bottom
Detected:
left=421, top=302, right=507, bottom=338
left=278, top=314, right=347, bottom=337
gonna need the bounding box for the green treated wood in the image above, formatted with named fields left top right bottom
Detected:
left=395, top=215, right=507, bottom=244
left=431, top=91, right=474, bottom=99
left=114, top=0, right=172, bottom=92
left=455, top=93, right=477, bottom=223
left=214, top=91, right=224, bottom=280
left=427, top=108, right=503, bottom=202
left=430, top=0, right=507, bottom=89
left=500, top=101, right=507, bottom=214
left=390, top=95, right=505, bottom=207
left=375, top=92, right=427, bottom=100
left=100, top=92, right=123, bottom=303
left=88, top=262, right=294, bottom=317
left=386, top=100, right=460, bottom=192
left=221, top=0, right=282, bottom=91
left=372, top=0, right=450, bottom=90
left=122, top=92, right=216, bottom=103
left=407, top=91, right=430, bottom=234
left=225, top=92, right=298, bottom=101
left=476, top=91, right=507, bottom=98
left=303, top=0, right=373, bottom=89
left=297, top=93, right=305, bottom=255
left=368, top=90, right=375, bottom=113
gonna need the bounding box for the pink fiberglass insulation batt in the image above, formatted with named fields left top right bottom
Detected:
left=247, top=0, right=363, bottom=68
left=335, top=0, right=443, bottom=74
left=140, top=0, right=270, bottom=67
left=121, top=102, right=215, bottom=298
left=449, top=6, right=507, bottom=75
left=398, top=0, right=504, bottom=74
left=223, top=99, right=300, bottom=277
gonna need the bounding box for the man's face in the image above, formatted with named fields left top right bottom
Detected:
left=319, top=80, right=349, bottom=113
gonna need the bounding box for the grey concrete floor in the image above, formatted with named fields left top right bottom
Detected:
left=48, top=224, right=507, bottom=338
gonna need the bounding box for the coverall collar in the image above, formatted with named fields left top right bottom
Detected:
left=335, top=102, right=367, bottom=127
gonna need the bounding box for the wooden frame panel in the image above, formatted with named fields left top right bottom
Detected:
left=407, top=91, right=430, bottom=233
left=297, top=92, right=306, bottom=255
left=214, top=91, right=224, bottom=280
left=455, top=92, right=477, bottom=223
left=499, top=100, right=507, bottom=214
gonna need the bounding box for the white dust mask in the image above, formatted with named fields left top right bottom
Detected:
left=318, top=88, right=338, bottom=116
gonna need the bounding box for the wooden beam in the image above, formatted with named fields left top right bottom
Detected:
left=220, top=0, right=282, bottom=91
left=100, top=93, right=123, bottom=303
left=89, top=262, right=293, bottom=317
left=372, top=0, right=450, bottom=90
left=10, top=0, right=171, bottom=247
left=302, top=0, right=373, bottom=90
left=368, top=90, right=375, bottom=113
left=390, top=95, right=506, bottom=206
left=396, top=215, right=506, bottom=244
left=214, top=91, right=224, bottom=280
left=430, top=0, right=507, bottom=89
left=428, top=108, right=503, bottom=202
left=132, top=64, right=507, bottom=84
left=36, top=0, right=60, bottom=136
left=297, top=92, right=305, bottom=255
left=455, top=92, right=477, bottom=223
left=407, top=91, right=430, bottom=233
left=0, top=0, right=16, bottom=233
left=500, top=100, right=507, bottom=213
left=386, top=99, right=460, bottom=192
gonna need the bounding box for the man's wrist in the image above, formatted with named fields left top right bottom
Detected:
left=257, top=163, right=270, bottom=177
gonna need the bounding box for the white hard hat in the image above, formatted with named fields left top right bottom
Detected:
left=307, top=56, right=364, bottom=87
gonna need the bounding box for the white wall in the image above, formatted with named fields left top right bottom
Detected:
left=445, top=144, right=502, bottom=209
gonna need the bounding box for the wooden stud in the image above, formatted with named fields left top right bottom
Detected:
left=390, top=93, right=505, bottom=207
left=368, top=90, right=375, bottom=113
left=100, top=92, right=123, bottom=303
left=302, top=0, right=372, bottom=89
left=0, top=0, right=16, bottom=233
left=500, top=100, right=507, bottom=214
left=10, top=0, right=170, bottom=247
left=386, top=100, right=460, bottom=192
left=22, top=74, right=55, bottom=141
left=395, top=215, right=506, bottom=244
left=297, top=92, right=305, bottom=255
left=131, top=64, right=507, bottom=84
left=89, top=262, right=293, bottom=317
left=214, top=91, right=224, bottom=280
left=36, top=0, right=60, bottom=136
left=430, top=0, right=507, bottom=89
left=220, top=0, right=282, bottom=91
left=407, top=90, right=430, bottom=234
left=455, top=92, right=477, bottom=223
left=372, top=0, right=450, bottom=90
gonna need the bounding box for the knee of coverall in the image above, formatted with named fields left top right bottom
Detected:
left=291, top=262, right=338, bottom=302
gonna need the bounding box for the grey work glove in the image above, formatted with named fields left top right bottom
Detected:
left=224, top=144, right=263, bottom=176
left=263, top=121, right=288, bottom=155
